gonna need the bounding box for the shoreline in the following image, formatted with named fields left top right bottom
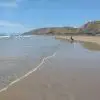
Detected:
left=0, top=38, right=100, bottom=100
left=0, top=52, right=56, bottom=93
left=0, top=47, right=100, bottom=100
left=55, top=35, right=100, bottom=45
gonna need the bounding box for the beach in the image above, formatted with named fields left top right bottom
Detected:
left=0, top=36, right=100, bottom=100
left=55, top=35, right=100, bottom=45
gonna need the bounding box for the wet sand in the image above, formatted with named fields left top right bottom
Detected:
left=0, top=43, right=100, bottom=100
left=55, top=35, right=100, bottom=45
left=0, top=36, right=59, bottom=91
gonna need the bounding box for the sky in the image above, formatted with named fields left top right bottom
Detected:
left=0, top=0, right=100, bottom=34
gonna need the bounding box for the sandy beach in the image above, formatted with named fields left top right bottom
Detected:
left=55, top=35, right=100, bottom=45
left=0, top=38, right=100, bottom=100
left=1, top=0, right=100, bottom=99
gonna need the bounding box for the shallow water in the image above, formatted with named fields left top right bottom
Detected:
left=0, top=35, right=59, bottom=89
left=0, top=35, right=100, bottom=90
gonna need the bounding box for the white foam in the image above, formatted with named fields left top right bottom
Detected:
left=0, top=36, right=10, bottom=39
left=0, top=52, right=56, bottom=93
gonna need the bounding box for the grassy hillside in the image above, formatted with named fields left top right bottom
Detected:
left=23, top=21, right=100, bottom=36
left=80, top=21, right=100, bottom=35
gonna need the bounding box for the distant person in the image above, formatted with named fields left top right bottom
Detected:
left=70, top=36, right=74, bottom=41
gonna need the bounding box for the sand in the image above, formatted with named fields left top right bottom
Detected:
left=0, top=50, right=100, bottom=100
left=55, top=35, right=100, bottom=45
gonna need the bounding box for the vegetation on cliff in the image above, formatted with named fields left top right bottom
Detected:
left=23, top=21, right=100, bottom=36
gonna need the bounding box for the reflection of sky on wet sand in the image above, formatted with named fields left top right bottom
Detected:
left=0, top=36, right=100, bottom=90
left=0, top=36, right=59, bottom=89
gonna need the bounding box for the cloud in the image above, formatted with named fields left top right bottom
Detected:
left=0, top=0, right=23, bottom=7
left=0, top=20, right=24, bottom=27
left=0, top=20, right=32, bottom=33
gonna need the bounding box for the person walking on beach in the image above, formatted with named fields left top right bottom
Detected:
left=70, top=36, right=74, bottom=41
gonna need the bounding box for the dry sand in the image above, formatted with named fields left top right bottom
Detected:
left=0, top=51, right=100, bottom=100
left=55, top=35, right=100, bottom=45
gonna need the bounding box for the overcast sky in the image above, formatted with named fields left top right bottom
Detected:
left=0, top=0, right=100, bottom=34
